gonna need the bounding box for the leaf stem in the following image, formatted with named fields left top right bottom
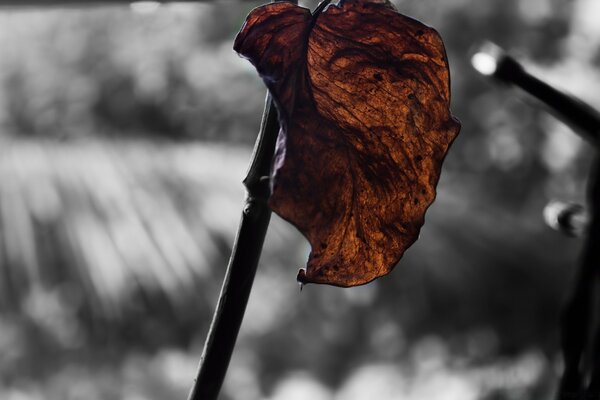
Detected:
left=186, top=94, right=280, bottom=400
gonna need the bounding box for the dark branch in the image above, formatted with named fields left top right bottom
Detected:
left=186, top=95, right=279, bottom=400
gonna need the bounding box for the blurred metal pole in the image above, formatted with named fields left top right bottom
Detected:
left=558, top=160, right=600, bottom=399
left=472, top=41, right=600, bottom=400
left=471, top=42, right=600, bottom=146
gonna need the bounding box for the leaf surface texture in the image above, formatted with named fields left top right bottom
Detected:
left=235, top=0, right=460, bottom=286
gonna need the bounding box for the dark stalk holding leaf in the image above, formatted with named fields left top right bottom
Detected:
left=186, top=1, right=302, bottom=398
left=185, top=91, right=280, bottom=400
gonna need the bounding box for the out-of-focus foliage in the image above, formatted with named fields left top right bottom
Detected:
left=0, top=0, right=599, bottom=399
left=0, top=2, right=265, bottom=142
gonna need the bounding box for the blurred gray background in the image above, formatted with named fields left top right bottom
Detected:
left=0, top=0, right=599, bottom=399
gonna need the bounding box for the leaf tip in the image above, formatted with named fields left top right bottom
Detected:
left=297, top=268, right=308, bottom=284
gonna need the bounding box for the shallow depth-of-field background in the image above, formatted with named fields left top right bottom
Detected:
left=0, top=0, right=599, bottom=399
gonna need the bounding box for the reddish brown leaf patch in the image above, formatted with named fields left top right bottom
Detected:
left=234, top=0, right=460, bottom=287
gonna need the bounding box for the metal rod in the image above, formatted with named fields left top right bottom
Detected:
left=471, top=42, right=600, bottom=145
left=472, top=41, right=600, bottom=400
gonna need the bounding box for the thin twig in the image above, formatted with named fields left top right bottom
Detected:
left=186, top=1, right=335, bottom=398
left=186, top=94, right=280, bottom=400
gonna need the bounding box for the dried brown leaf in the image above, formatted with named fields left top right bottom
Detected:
left=234, top=0, right=460, bottom=286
